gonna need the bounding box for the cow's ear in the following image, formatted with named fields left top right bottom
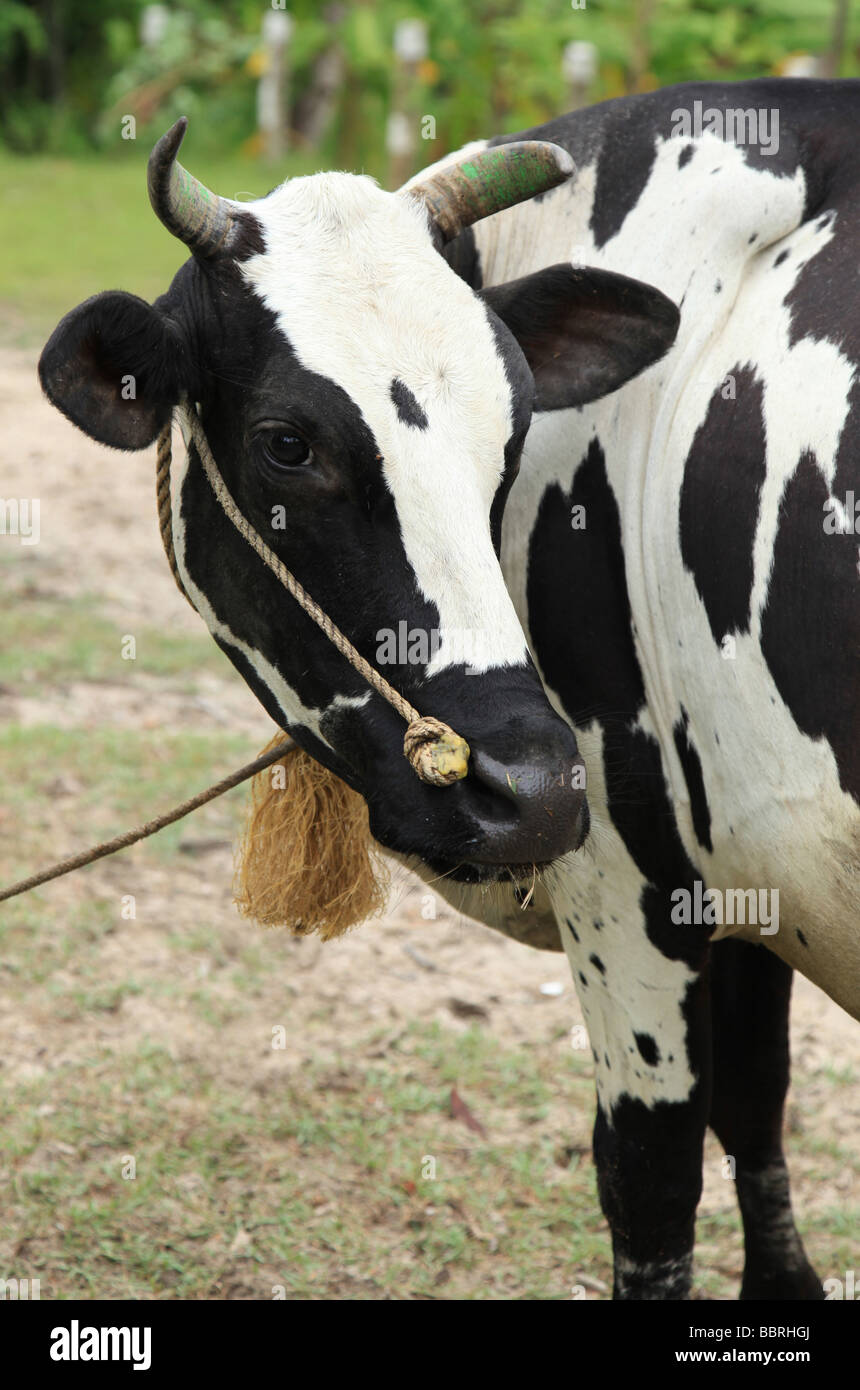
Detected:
left=39, top=290, right=184, bottom=449
left=481, top=264, right=680, bottom=411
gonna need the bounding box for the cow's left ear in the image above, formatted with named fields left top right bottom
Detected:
left=39, top=290, right=186, bottom=449
left=481, top=264, right=680, bottom=411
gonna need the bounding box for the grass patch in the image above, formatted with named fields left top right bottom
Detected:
left=0, top=722, right=251, bottom=868
left=0, top=145, right=333, bottom=347
left=0, top=1023, right=607, bottom=1301
left=0, top=584, right=232, bottom=688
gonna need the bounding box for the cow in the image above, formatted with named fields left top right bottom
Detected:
left=38, top=76, right=859, bottom=1300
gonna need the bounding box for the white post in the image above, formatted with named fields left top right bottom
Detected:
left=388, top=18, right=428, bottom=186
left=258, top=10, right=294, bottom=162
left=782, top=55, right=822, bottom=78
left=140, top=4, right=169, bottom=49
left=562, top=41, right=597, bottom=111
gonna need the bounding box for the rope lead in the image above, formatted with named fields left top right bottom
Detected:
left=0, top=412, right=472, bottom=906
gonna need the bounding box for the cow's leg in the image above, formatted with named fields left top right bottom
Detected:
left=708, top=938, right=823, bottom=1300
left=559, top=894, right=712, bottom=1300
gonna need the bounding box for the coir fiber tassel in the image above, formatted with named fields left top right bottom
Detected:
left=234, top=733, right=390, bottom=940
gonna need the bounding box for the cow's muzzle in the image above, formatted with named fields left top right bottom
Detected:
left=459, top=716, right=588, bottom=869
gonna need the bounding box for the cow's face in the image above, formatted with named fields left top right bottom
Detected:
left=39, top=125, right=679, bottom=883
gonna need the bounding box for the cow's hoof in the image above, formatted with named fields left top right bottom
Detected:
left=740, top=1265, right=824, bottom=1300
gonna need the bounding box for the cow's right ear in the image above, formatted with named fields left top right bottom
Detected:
left=481, top=264, right=680, bottom=411
left=39, top=291, right=184, bottom=449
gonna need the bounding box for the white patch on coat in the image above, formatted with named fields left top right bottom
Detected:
left=548, top=716, right=699, bottom=1114
left=238, top=173, right=529, bottom=676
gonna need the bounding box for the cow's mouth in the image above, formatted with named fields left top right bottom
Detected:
left=378, top=786, right=589, bottom=888
left=422, top=857, right=557, bottom=886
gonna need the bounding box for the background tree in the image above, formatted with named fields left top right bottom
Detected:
left=0, top=0, right=855, bottom=165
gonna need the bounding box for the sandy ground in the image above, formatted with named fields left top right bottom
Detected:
left=1, top=345, right=857, bottom=1297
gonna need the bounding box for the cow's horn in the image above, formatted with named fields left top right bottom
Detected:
left=405, top=141, right=575, bottom=243
left=147, top=117, right=238, bottom=257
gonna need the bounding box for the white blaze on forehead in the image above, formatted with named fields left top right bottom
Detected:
left=239, top=173, right=529, bottom=674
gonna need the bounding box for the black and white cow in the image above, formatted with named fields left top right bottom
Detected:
left=39, top=77, right=859, bottom=1300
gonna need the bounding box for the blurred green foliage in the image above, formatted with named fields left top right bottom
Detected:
left=0, top=0, right=856, bottom=168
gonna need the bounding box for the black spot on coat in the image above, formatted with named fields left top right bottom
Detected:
left=390, top=378, right=428, bottom=429
left=673, top=707, right=713, bottom=854
left=679, top=365, right=767, bottom=646
left=760, top=445, right=859, bottom=801
left=634, top=1032, right=661, bottom=1066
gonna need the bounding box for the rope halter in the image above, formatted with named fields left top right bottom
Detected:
left=156, top=404, right=471, bottom=788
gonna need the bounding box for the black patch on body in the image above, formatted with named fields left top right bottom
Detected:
left=634, top=1032, right=661, bottom=1066
left=527, top=438, right=709, bottom=979
left=679, top=365, right=767, bottom=647
left=673, top=707, right=713, bottom=854
left=390, top=378, right=428, bottom=429
left=678, top=143, right=694, bottom=169
left=528, top=438, right=645, bottom=724
left=769, top=124, right=860, bottom=803
left=760, top=445, right=859, bottom=801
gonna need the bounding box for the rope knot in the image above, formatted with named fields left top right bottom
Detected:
left=403, top=716, right=470, bottom=787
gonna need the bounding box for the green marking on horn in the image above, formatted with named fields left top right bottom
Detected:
left=406, top=139, right=573, bottom=242
left=462, top=147, right=563, bottom=206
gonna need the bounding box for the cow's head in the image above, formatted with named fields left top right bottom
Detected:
left=39, top=121, right=679, bottom=885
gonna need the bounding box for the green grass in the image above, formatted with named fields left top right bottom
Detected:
left=0, top=583, right=258, bottom=929
left=0, top=583, right=232, bottom=687
left=0, top=516, right=855, bottom=1301
left=0, top=620, right=610, bottom=1298
left=0, top=722, right=251, bottom=863
left=0, top=1024, right=606, bottom=1300
left=0, top=144, right=325, bottom=346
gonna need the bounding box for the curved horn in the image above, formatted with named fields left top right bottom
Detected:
left=405, top=141, right=575, bottom=243
left=147, top=117, right=238, bottom=257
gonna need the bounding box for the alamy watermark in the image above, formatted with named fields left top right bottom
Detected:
left=824, top=1270, right=858, bottom=1300
left=670, top=100, right=779, bottom=157
left=0, top=1277, right=40, bottom=1299
left=671, top=880, right=778, bottom=934
left=823, top=491, right=859, bottom=534
left=376, top=621, right=492, bottom=673
left=0, top=497, right=39, bottom=544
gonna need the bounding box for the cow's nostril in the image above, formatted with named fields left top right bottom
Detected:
left=465, top=740, right=588, bottom=862
left=470, top=747, right=579, bottom=805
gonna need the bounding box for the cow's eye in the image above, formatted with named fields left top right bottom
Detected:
left=262, top=431, right=313, bottom=470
